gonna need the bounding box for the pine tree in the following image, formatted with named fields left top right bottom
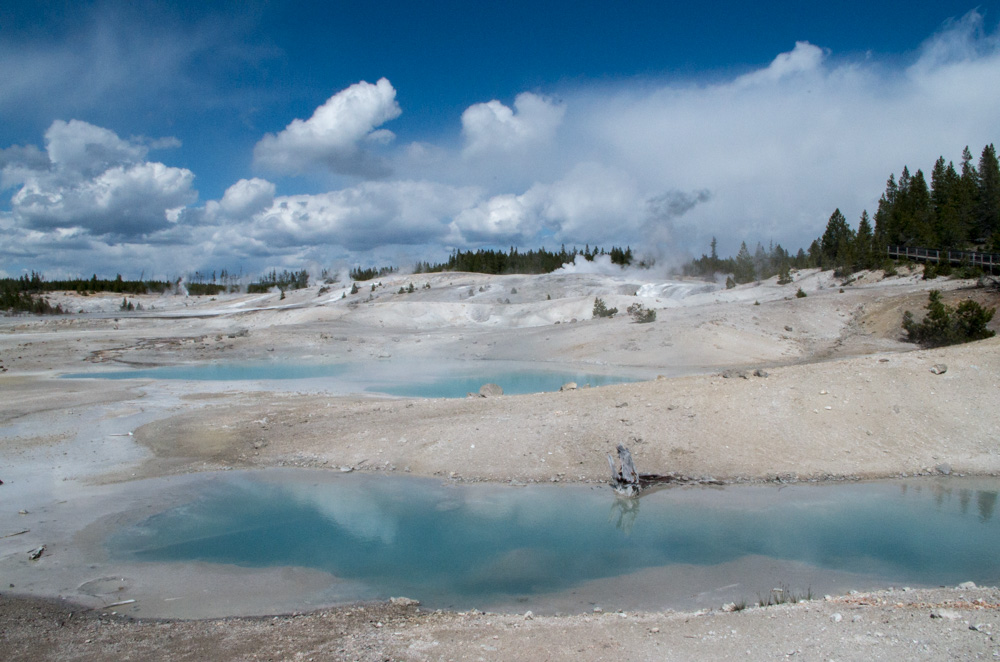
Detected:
left=957, top=146, right=980, bottom=245
left=977, top=144, right=1000, bottom=242
left=855, top=210, right=875, bottom=270
left=820, top=209, right=855, bottom=272
left=733, top=242, right=755, bottom=284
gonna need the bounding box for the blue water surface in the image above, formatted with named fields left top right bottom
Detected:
left=62, top=360, right=638, bottom=397
left=108, top=473, right=1000, bottom=610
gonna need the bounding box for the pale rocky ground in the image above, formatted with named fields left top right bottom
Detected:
left=1, top=265, right=999, bottom=660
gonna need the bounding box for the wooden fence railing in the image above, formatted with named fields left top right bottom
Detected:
left=887, top=246, right=1000, bottom=273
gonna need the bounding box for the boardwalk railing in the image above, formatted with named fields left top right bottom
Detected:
left=887, top=246, right=1000, bottom=273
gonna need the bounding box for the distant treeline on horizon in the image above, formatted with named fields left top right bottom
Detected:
left=4, top=143, right=998, bottom=314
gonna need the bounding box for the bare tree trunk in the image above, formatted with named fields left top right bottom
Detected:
left=608, top=444, right=724, bottom=497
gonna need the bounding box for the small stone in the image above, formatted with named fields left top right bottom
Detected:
left=784, top=325, right=793, bottom=332
left=958, top=581, right=977, bottom=589
left=27, top=545, right=45, bottom=560
left=560, top=382, right=577, bottom=391
left=929, top=364, right=947, bottom=375
left=523, top=610, right=533, bottom=620
left=753, top=368, right=769, bottom=378
left=935, top=463, right=952, bottom=475
left=479, top=383, right=503, bottom=397
left=339, top=466, right=353, bottom=473
left=931, top=609, right=961, bottom=620
left=831, top=613, right=843, bottom=623
left=390, top=596, right=420, bottom=607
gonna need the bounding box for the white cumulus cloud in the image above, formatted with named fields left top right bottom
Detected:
left=461, top=92, right=565, bottom=156
left=253, top=78, right=402, bottom=177
left=8, top=120, right=195, bottom=237
left=248, top=181, right=481, bottom=251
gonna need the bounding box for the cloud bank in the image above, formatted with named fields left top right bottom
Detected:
left=3, top=10, right=1000, bottom=278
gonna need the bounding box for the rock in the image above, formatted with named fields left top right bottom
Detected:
left=27, top=545, right=45, bottom=560
left=784, top=325, right=794, bottom=332
left=930, top=363, right=947, bottom=375
left=523, top=610, right=533, bottom=620
left=958, top=581, right=977, bottom=589
left=831, top=613, right=842, bottom=623
left=339, top=466, right=354, bottom=473
left=753, top=368, right=769, bottom=378
left=559, top=382, right=577, bottom=391
left=479, top=383, right=503, bottom=397
left=931, top=609, right=962, bottom=620
left=390, top=596, right=420, bottom=607
left=935, top=463, right=952, bottom=475
left=721, top=369, right=749, bottom=379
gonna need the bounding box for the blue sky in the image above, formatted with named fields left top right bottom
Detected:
left=2, top=1, right=999, bottom=279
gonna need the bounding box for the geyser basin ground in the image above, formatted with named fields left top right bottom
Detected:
left=61, top=359, right=645, bottom=397
left=40, top=471, right=998, bottom=618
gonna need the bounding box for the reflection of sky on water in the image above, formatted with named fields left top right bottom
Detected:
left=61, top=359, right=642, bottom=397
left=109, top=473, right=1000, bottom=609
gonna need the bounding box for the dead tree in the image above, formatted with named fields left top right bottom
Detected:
left=608, top=444, right=640, bottom=496
left=608, top=444, right=723, bottom=497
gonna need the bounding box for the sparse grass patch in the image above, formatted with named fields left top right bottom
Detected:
left=756, top=585, right=812, bottom=607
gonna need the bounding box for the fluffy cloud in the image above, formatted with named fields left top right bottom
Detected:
left=5, top=11, right=1000, bottom=278
left=248, top=181, right=481, bottom=251
left=216, top=177, right=276, bottom=219
left=461, top=92, right=565, bottom=155
left=253, top=78, right=402, bottom=177
left=7, top=120, right=195, bottom=237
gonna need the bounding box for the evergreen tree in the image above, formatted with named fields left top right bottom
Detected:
left=977, top=144, right=1000, bottom=242
left=855, top=210, right=875, bottom=270
left=820, top=208, right=855, bottom=271
left=733, top=242, right=755, bottom=284
left=873, top=173, right=898, bottom=248
left=957, top=146, right=980, bottom=245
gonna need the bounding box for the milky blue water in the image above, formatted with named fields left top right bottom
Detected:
left=61, top=361, right=638, bottom=397
left=369, top=370, right=633, bottom=398
left=108, top=473, right=1000, bottom=610
left=62, top=362, right=349, bottom=381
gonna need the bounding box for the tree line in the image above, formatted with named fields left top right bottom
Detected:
left=414, top=245, right=634, bottom=275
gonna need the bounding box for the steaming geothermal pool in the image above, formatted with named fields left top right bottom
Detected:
left=61, top=359, right=646, bottom=397
left=103, top=471, right=1000, bottom=614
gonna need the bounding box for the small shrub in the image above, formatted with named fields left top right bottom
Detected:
left=510, top=287, right=517, bottom=294
left=593, top=297, right=618, bottom=318
left=627, top=302, right=656, bottom=323
left=350, top=283, right=359, bottom=295
left=725, top=276, right=736, bottom=289
left=955, top=264, right=984, bottom=279
left=936, top=260, right=952, bottom=277
left=922, top=262, right=937, bottom=280
left=883, top=261, right=898, bottom=277
left=795, top=288, right=807, bottom=298
left=902, top=290, right=996, bottom=347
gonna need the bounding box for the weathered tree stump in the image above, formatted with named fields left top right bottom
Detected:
left=608, top=444, right=724, bottom=497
